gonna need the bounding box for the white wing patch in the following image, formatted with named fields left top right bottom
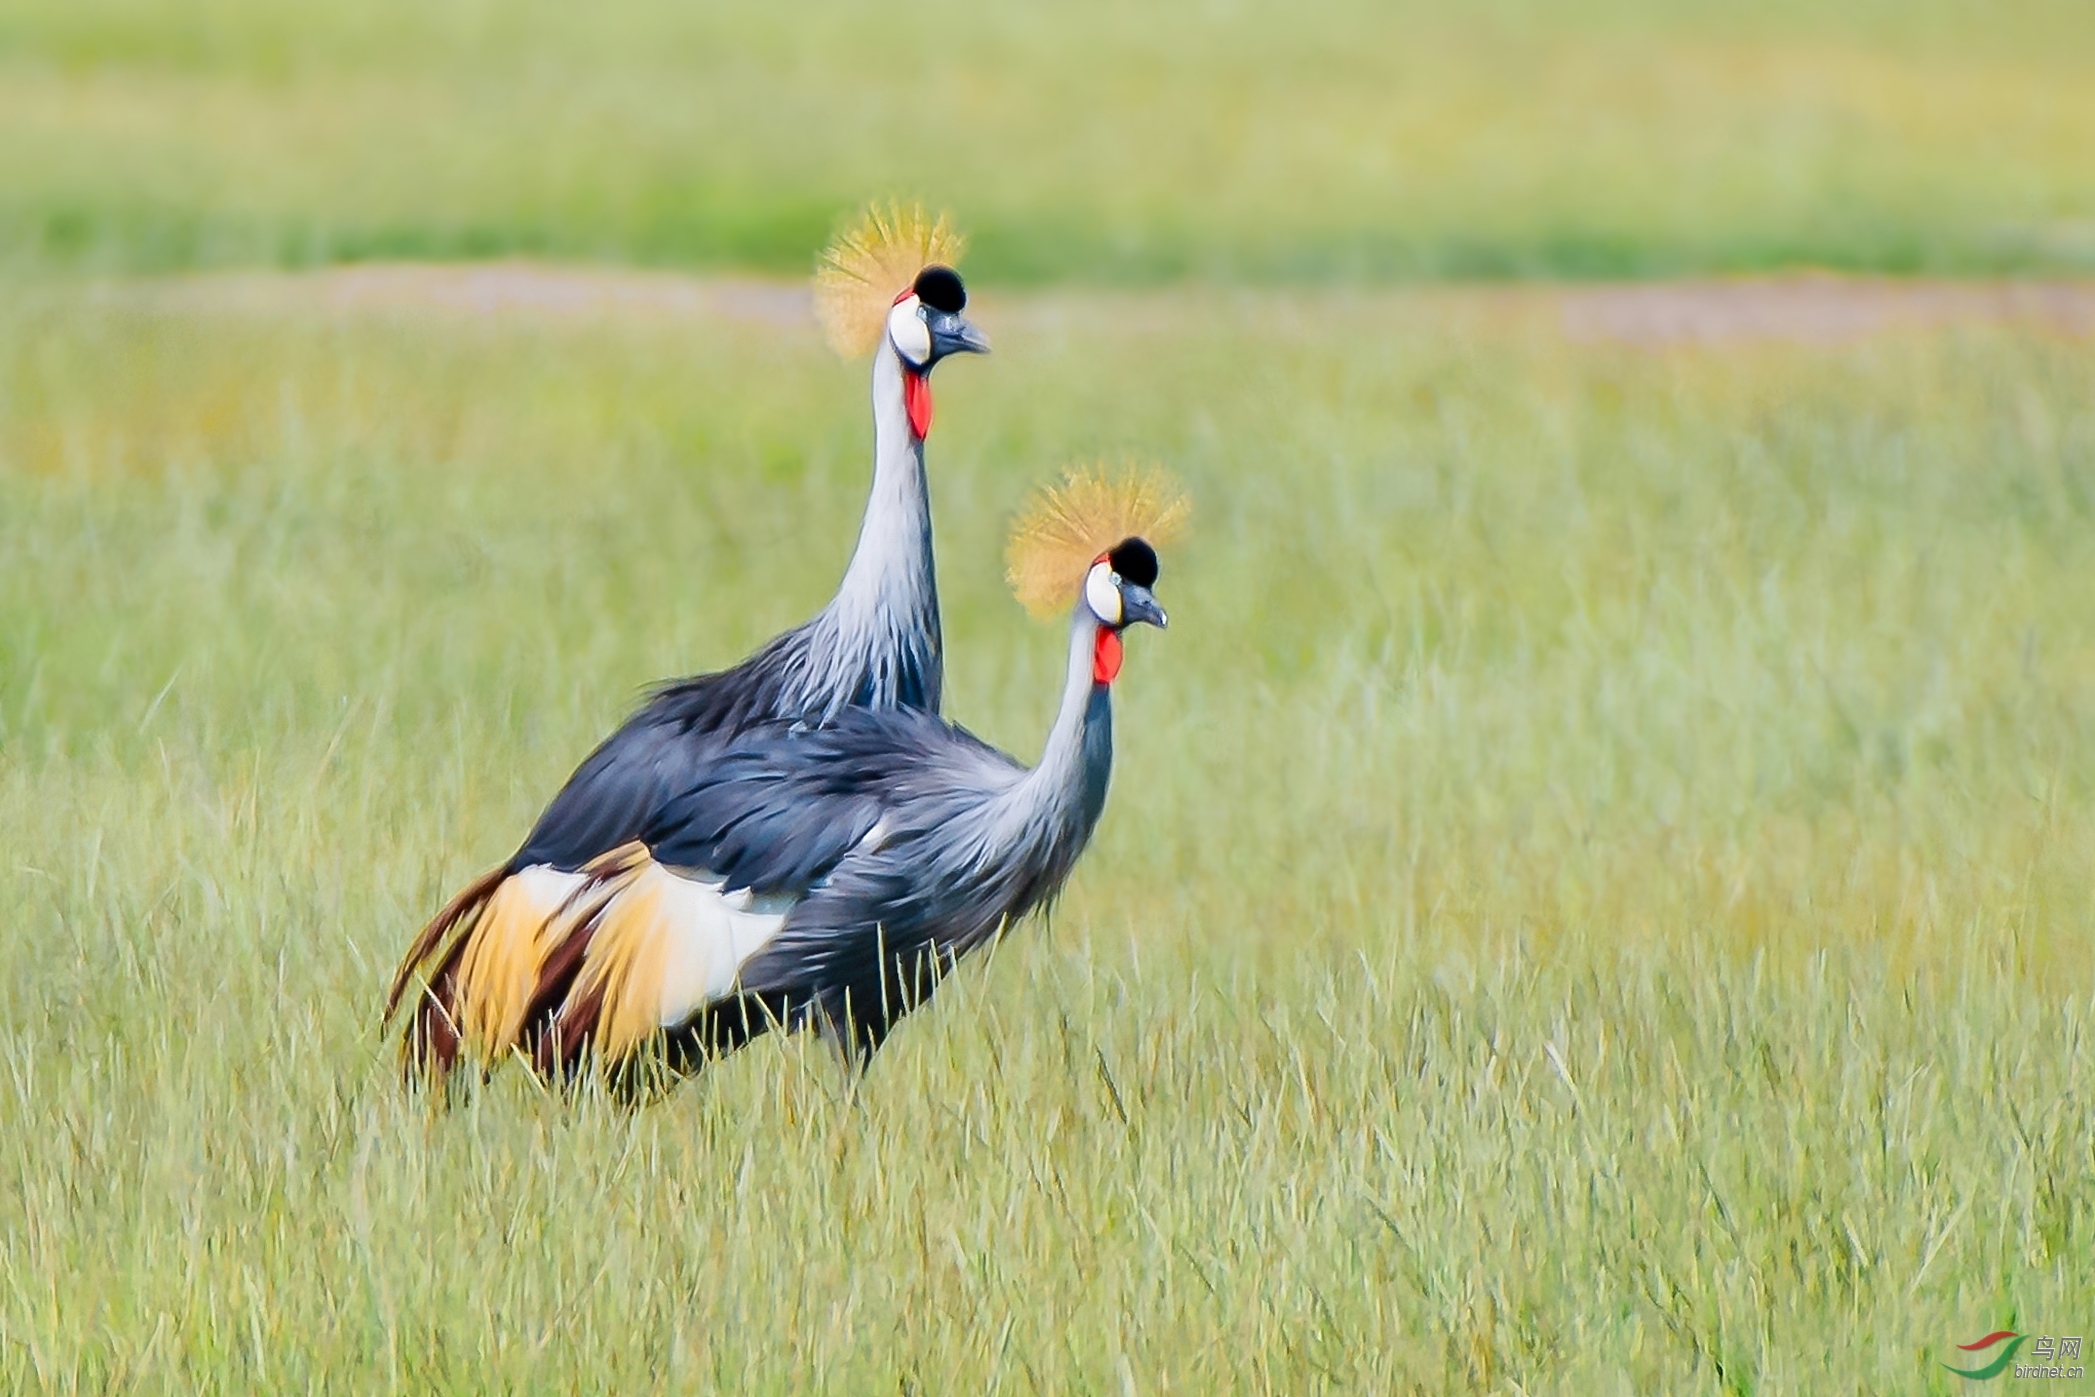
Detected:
left=440, top=853, right=800, bottom=1072
left=555, top=850, right=801, bottom=1063
left=646, top=866, right=795, bottom=1028
left=513, top=864, right=586, bottom=916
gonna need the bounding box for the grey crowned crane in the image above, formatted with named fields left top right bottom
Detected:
left=389, top=469, right=1188, bottom=1085
left=383, top=206, right=985, bottom=1069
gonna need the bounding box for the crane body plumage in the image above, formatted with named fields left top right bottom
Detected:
left=622, top=609, right=1118, bottom=1069
left=384, top=255, right=986, bottom=1068
left=391, top=535, right=1167, bottom=1088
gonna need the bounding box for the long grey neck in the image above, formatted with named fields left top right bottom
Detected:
left=816, top=343, right=942, bottom=710
left=1008, top=608, right=1115, bottom=843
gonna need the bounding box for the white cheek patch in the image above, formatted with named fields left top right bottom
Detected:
left=887, top=298, right=932, bottom=366
left=1085, top=563, right=1122, bottom=625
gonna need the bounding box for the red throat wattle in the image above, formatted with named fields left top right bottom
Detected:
left=1092, top=628, right=1124, bottom=685
left=904, top=368, right=933, bottom=439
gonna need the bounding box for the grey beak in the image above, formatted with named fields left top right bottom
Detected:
left=1120, top=584, right=1167, bottom=630
left=928, top=310, right=991, bottom=359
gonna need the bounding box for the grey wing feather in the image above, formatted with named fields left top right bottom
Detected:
left=513, top=713, right=726, bottom=871
left=510, top=623, right=814, bottom=871
left=513, top=593, right=947, bottom=875
left=642, top=706, right=1024, bottom=896
left=730, top=818, right=1034, bottom=1051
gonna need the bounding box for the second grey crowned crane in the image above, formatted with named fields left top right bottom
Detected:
left=385, top=206, right=986, bottom=1069
left=390, top=469, right=1188, bottom=1084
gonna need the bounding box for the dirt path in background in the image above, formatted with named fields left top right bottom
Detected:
left=1551, top=277, right=2095, bottom=345
left=112, top=262, right=2095, bottom=346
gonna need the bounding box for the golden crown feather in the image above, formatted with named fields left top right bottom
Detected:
left=1005, top=465, right=1192, bottom=618
left=812, top=202, right=968, bottom=358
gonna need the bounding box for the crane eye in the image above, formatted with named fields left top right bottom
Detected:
left=1084, top=562, right=1122, bottom=625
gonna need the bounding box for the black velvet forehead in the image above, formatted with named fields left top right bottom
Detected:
left=1107, top=537, right=1159, bottom=587
left=913, top=265, right=967, bottom=313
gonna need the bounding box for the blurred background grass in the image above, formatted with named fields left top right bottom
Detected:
left=3, top=287, right=2093, bottom=1390
left=4, top=0, right=2095, bottom=281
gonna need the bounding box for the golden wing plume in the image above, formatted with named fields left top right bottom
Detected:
left=813, top=202, right=968, bottom=357
left=1006, top=465, right=1192, bottom=618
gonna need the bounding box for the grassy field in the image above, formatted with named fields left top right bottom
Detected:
left=4, top=0, right=2095, bottom=281
left=0, top=275, right=2091, bottom=1391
